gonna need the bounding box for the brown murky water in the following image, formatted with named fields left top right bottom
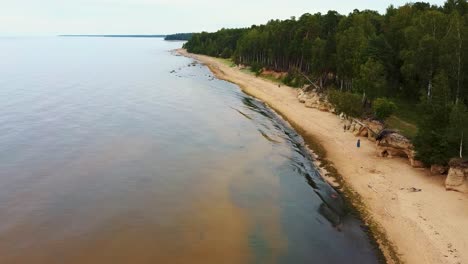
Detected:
left=0, top=37, right=378, bottom=263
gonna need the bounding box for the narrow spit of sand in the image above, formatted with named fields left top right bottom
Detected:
left=177, top=49, right=468, bottom=264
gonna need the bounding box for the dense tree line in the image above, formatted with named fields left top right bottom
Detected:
left=183, top=0, right=468, bottom=166
left=164, top=33, right=193, bottom=41
left=183, top=28, right=248, bottom=58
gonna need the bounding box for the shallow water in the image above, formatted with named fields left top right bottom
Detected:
left=0, top=37, right=378, bottom=263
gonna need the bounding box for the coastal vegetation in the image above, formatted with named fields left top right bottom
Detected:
left=183, top=0, right=468, bottom=166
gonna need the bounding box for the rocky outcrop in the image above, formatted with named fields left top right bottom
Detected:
left=297, top=89, right=334, bottom=113
left=445, top=159, right=468, bottom=193
left=363, top=120, right=385, bottom=141
left=296, top=87, right=428, bottom=169
left=342, top=118, right=384, bottom=141
left=375, top=130, right=424, bottom=168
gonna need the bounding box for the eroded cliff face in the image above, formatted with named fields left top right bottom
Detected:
left=296, top=88, right=429, bottom=169
left=297, top=89, right=334, bottom=113
left=375, top=130, right=425, bottom=168
left=341, top=118, right=383, bottom=141
left=446, top=159, right=468, bottom=193
left=296, top=88, right=468, bottom=173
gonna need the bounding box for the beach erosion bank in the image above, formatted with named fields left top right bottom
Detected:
left=177, top=49, right=468, bottom=264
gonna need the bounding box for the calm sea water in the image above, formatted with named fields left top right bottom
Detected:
left=0, top=37, right=378, bottom=263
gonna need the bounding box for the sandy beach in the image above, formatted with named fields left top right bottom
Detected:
left=178, top=49, right=468, bottom=264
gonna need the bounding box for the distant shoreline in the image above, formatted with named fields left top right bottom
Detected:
left=177, top=48, right=468, bottom=264
left=58, top=35, right=166, bottom=38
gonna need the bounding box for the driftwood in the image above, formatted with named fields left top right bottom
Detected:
left=376, top=129, right=397, bottom=141
left=299, top=72, right=321, bottom=90
left=352, top=118, right=380, bottom=136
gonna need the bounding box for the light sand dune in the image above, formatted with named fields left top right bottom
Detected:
left=178, top=49, right=468, bottom=264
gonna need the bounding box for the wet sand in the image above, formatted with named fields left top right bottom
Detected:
left=178, top=49, right=468, bottom=264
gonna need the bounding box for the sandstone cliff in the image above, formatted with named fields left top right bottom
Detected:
left=374, top=130, right=425, bottom=168
left=297, top=89, right=334, bottom=113
left=446, top=159, right=468, bottom=193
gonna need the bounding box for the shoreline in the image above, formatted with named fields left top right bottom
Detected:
left=177, top=49, right=468, bottom=264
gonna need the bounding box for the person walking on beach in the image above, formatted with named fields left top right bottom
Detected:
left=357, top=139, right=361, bottom=148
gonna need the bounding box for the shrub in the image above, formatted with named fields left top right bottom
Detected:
left=250, top=62, right=263, bottom=76
left=220, top=48, right=232, bottom=58
left=283, top=70, right=306, bottom=88
left=372, top=98, right=397, bottom=120
left=328, top=90, right=364, bottom=117
left=414, top=130, right=450, bottom=165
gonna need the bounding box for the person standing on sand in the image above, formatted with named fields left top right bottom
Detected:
left=357, top=139, right=361, bottom=148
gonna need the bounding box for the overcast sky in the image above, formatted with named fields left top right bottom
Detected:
left=0, top=0, right=446, bottom=36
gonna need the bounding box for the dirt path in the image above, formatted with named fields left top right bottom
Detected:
left=177, top=49, right=468, bottom=264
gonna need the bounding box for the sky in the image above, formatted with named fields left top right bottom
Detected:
left=0, top=0, right=447, bottom=36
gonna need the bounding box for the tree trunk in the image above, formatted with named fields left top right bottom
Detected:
left=455, top=19, right=462, bottom=105
left=428, top=21, right=436, bottom=101
left=461, top=132, right=464, bottom=159
left=427, top=68, right=433, bottom=100
left=299, top=72, right=320, bottom=90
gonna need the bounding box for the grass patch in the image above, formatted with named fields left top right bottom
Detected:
left=217, top=58, right=236, bottom=67
left=261, top=74, right=283, bottom=84
left=215, top=58, right=284, bottom=84
left=384, top=99, right=419, bottom=139
left=240, top=67, right=256, bottom=76
left=386, top=115, right=418, bottom=139
left=392, top=99, right=420, bottom=125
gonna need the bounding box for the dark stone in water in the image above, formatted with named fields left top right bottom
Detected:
left=319, top=203, right=341, bottom=227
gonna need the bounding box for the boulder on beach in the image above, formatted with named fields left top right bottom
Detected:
left=445, top=159, right=468, bottom=193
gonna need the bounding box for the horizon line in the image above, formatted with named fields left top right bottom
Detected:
left=58, top=34, right=167, bottom=38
